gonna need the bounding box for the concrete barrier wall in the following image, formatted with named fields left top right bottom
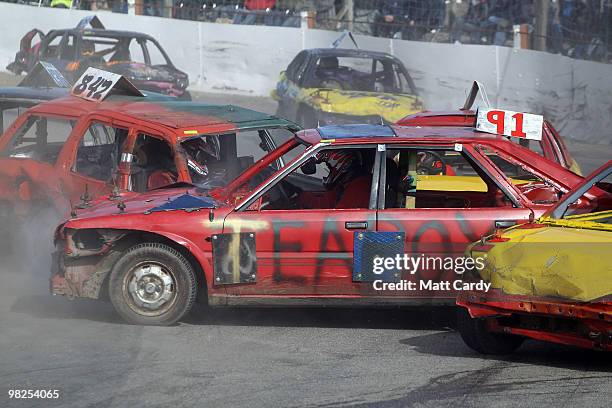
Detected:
left=1, top=3, right=611, bottom=144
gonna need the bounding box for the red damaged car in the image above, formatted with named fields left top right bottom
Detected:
left=397, top=82, right=582, bottom=175
left=0, top=86, right=299, bottom=225
left=51, top=123, right=588, bottom=325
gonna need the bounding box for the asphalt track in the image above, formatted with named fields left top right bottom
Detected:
left=0, top=73, right=611, bottom=408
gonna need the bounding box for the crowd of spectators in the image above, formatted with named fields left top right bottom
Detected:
left=4, top=0, right=611, bottom=61
left=369, top=0, right=610, bottom=62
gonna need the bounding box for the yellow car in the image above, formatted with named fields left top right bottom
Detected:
left=272, top=48, right=423, bottom=128
left=457, top=160, right=612, bottom=353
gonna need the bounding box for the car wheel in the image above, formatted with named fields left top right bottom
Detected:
left=456, top=308, right=524, bottom=354
left=109, top=243, right=197, bottom=326
left=297, top=106, right=318, bottom=129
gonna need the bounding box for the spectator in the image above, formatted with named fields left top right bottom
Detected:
left=234, top=0, right=281, bottom=26
left=403, top=0, right=443, bottom=40
left=478, top=0, right=521, bottom=45
left=444, top=0, right=471, bottom=42
left=372, top=0, right=406, bottom=38
left=566, top=0, right=593, bottom=58
left=51, top=0, right=73, bottom=8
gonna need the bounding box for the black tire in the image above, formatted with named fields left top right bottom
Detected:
left=456, top=308, right=524, bottom=355
left=109, top=243, right=197, bottom=326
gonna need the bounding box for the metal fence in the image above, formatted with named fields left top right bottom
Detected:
left=4, top=0, right=612, bottom=63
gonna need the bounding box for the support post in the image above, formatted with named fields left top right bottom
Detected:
left=534, top=0, right=549, bottom=51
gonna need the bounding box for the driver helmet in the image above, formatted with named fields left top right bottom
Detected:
left=183, top=136, right=221, bottom=178
left=316, top=150, right=362, bottom=190
left=417, top=151, right=444, bottom=175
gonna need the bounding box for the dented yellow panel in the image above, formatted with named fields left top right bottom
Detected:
left=474, top=221, right=612, bottom=302
left=416, top=175, right=529, bottom=192
left=303, top=88, right=423, bottom=123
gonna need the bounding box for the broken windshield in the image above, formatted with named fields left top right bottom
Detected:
left=314, top=56, right=415, bottom=94
left=180, top=127, right=299, bottom=190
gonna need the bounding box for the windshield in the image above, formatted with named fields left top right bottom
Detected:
left=80, top=34, right=170, bottom=66
left=180, top=127, right=299, bottom=190
left=210, top=137, right=307, bottom=203
left=314, top=56, right=415, bottom=94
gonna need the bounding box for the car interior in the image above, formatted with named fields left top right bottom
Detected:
left=252, top=147, right=376, bottom=210
left=315, top=56, right=411, bottom=94
left=75, top=123, right=128, bottom=183
left=130, top=134, right=177, bottom=192
left=248, top=146, right=535, bottom=211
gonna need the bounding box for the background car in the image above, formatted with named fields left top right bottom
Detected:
left=272, top=48, right=423, bottom=128
left=398, top=109, right=582, bottom=175
left=456, top=160, right=612, bottom=353
left=6, top=16, right=191, bottom=99
left=50, top=123, right=589, bottom=326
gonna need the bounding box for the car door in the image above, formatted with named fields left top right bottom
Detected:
left=58, top=119, right=129, bottom=207
left=216, top=144, right=381, bottom=299
left=372, top=143, right=533, bottom=300
left=0, top=113, right=76, bottom=215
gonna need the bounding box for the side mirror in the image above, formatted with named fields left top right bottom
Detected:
left=300, top=157, right=316, bottom=175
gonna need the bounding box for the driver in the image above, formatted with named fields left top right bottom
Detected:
left=415, top=151, right=456, bottom=176
left=317, top=150, right=372, bottom=208
left=182, top=135, right=223, bottom=184
left=317, top=57, right=343, bottom=90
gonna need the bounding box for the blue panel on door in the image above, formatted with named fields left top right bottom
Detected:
left=353, top=231, right=405, bottom=282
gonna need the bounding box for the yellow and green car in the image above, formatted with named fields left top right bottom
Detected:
left=272, top=48, right=423, bottom=128
left=457, top=160, right=612, bottom=353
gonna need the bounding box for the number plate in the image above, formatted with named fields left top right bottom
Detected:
left=71, top=68, right=120, bottom=101
left=70, top=67, right=142, bottom=101
left=476, top=108, right=543, bottom=141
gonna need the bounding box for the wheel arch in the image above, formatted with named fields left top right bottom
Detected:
left=82, top=229, right=210, bottom=305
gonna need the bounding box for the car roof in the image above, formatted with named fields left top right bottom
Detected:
left=298, top=124, right=504, bottom=145
left=307, top=48, right=401, bottom=61
left=49, top=28, right=155, bottom=40
left=0, top=86, right=68, bottom=102
left=29, top=95, right=299, bottom=138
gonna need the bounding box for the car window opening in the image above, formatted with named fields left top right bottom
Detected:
left=383, top=147, right=513, bottom=209
left=252, top=147, right=377, bottom=211
left=2, top=115, right=75, bottom=165
left=315, top=56, right=414, bottom=94
left=130, top=133, right=177, bottom=192
left=75, top=123, right=128, bottom=183
left=181, top=128, right=296, bottom=191
left=478, top=145, right=562, bottom=205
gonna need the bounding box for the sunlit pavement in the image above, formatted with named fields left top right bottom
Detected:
left=1, top=264, right=611, bottom=408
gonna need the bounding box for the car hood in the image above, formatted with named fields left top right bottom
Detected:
left=469, top=224, right=612, bottom=302
left=70, top=186, right=218, bottom=221
left=304, top=89, right=423, bottom=122
left=105, top=62, right=185, bottom=83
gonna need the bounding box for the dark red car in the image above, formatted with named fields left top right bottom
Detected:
left=398, top=111, right=581, bottom=175
left=51, top=123, right=587, bottom=325
left=6, top=16, right=191, bottom=99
